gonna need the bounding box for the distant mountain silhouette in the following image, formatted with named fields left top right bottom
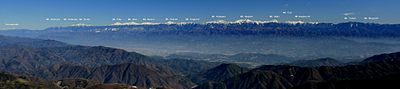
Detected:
left=3, top=22, right=400, bottom=37
left=362, top=52, right=400, bottom=63
left=0, top=35, right=69, bottom=48
left=2, top=22, right=400, bottom=62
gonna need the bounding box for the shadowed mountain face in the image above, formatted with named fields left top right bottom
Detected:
left=0, top=35, right=203, bottom=88
left=0, top=35, right=151, bottom=71
left=292, top=74, right=400, bottom=89
left=362, top=52, right=400, bottom=63
left=289, top=58, right=344, bottom=67
left=225, top=71, right=294, bottom=89
left=0, top=44, right=162, bottom=75
left=195, top=52, right=400, bottom=89
left=0, top=45, right=65, bottom=74
left=195, top=71, right=294, bottom=89
left=43, top=63, right=194, bottom=89
left=88, top=63, right=194, bottom=89
left=190, top=64, right=248, bottom=84
left=202, top=64, right=249, bottom=82
left=39, top=46, right=151, bottom=67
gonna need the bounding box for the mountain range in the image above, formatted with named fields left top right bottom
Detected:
left=1, top=34, right=400, bottom=89
left=3, top=22, right=400, bottom=37
left=195, top=52, right=400, bottom=89
left=2, top=22, right=400, bottom=61
left=0, top=35, right=211, bottom=88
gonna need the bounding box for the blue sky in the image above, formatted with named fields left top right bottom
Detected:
left=0, top=0, right=399, bottom=29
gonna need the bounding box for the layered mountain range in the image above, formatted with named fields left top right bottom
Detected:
left=195, top=52, right=400, bottom=89
left=2, top=22, right=400, bottom=62
left=3, top=22, right=400, bottom=37
left=0, top=35, right=217, bottom=88
left=1, top=35, right=400, bottom=89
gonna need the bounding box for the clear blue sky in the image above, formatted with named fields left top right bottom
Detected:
left=0, top=0, right=399, bottom=29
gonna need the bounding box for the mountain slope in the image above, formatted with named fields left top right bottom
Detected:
left=362, top=52, right=400, bottom=63
left=88, top=63, right=194, bottom=89
left=0, top=35, right=196, bottom=88
left=289, top=58, right=344, bottom=67
left=0, top=72, right=145, bottom=89
left=0, top=35, right=154, bottom=73
left=41, top=46, right=151, bottom=67
left=44, top=63, right=195, bottom=89
left=195, top=71, right=294, bottom=89
left=256, top=52, right=400, bottom=88
left=224, top=71, right=294, bottom=89
left=0, top=45, right=66, bottom=74
left=292, top=74, right=400, bottom=89
left=196, top=52, right=400, bottom=89
left=202, top=64, right=248, bottom=81
left=153, top=58, right=222, bottom=76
